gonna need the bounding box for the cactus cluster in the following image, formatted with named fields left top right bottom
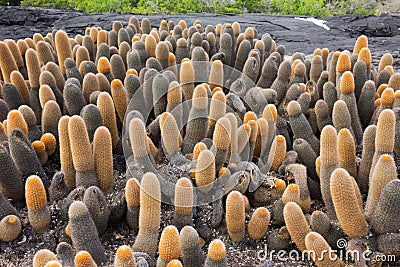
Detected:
left=0, top=15, right=399, bottom=267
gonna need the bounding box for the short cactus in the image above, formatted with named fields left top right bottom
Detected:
left=247, top=207, right=270, bottom=240
left=33, top=249, right=58, bottom=267
left=305, top=231, right=344, bottom=267
left=283, top=201, right=311, bottom=251
left=25, top=175, right=50, bottom=233
left=157, top=225, right=181, bottom=267
left=74, top=251, right=98, bottom=267
left=114, top=245, right=137, bottom=267
left=83, top=186, right=110, bottom=235
left=204, top=239, right=227, bottom=267
left=0, top=215, right=22, bottom=242
left=225, top=191, right=245, bottom=242
left=172, top=177, right=193, bottom=230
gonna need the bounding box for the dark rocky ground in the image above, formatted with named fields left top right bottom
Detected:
left=0, top=6, right=400, bottom=267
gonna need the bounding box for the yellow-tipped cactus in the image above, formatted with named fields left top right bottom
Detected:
left=283, top=201, right=311, bottom=251
left=10, top=71, right=30, bottom=105
left=58, top=116, right=76, bottom=189
left=32, top=140, right=48, bottom=165
left=0, top=41, right=18, bottom=83
left=74, top=251, right=98, bottom=267
left=93, top=126, right=114, bottom=194
left=54, top=30, right=73, bottom=75
left=40, top=133, right=57, bottom=156
left=160, top=112, right=182, bottom=157
left=195, top=149, right=215, bottom=192
left=25, top=175, right=50, bottom=233
left=337, top=128, right=357, bottom=178
left=97, top=92, right=120, bottom=150
left=247, top=207, right=270, bottom=240
left=281, top=184, right=300, bottom=205
left=6, top=109, right=28, bottom=136
left=226, top=191, right=245, bottom=242
left=179, top=59, right=195, bottom=101
left=133, top=172, right=161, bottom=258
left=68, top=115, right=98, bottom=188
left=114, top=245, right=137, bottom=267
left=267, top=134, right=286, bottom=172
left=205, top=239, right=227, bottom=267
left=365, top=154, right=397, bottom=218
left=110, top=79, right=127, bottom=123
left=305, top=232, right=344, bottom=267
left=330, top=168, right=368, bottom=237
left=157, top=225, right=181, bottom=266
left=173, top=177, right=193, bottom=230
left=212, top=117, right=231, bottom=170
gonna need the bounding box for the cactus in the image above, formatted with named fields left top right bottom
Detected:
left=283, top=201, right=311, bottom=251
left=159, top=112, right=182, bottom=159
left=212, top=117, right=231, bottom=170
left=56, top=242, right=75, bottom=267
left=54, top=30, right=73, bottom=75
left=114, top=245, right=137, bottom=267
left=305, top=232, right=344, bottom=267
left=226, top=191, right=245, bottom=242
left=310, top=210, right=331, bottom=235
left=97, top=92, right=120, bottom=150
left=33, top=249, right=59, bottom=267
left=182, top=85, right=208, bottom=154
left=65, top=58, right=82, bottom=84
left=157, top=225, right=180, bottom=267
left=357, top=80, right=376, bottom=129
left=133, top=172, right=161, bottom=258
left=58, top=116, right=76, bottom=189
left=179, top=226, right=204, bottom=267
left=63, top=82, right=86, bottom=116
left=247, top=207, right=270, bottom=240
left=319, top=125, right=338, bottom=219
left=356, top=125, right=376, bottom=193
left=69, top=201, right=106, bottom=265
left=74, top=251, right=98, bottom=267
left=48, top=172, right=69, bottom=203
left=80, top=104, right=102, bottom=142
left=0, top=215, right=22, bottom=242
left=195, top=149, right=215, bottom=192
left=267, top=134, right=286, bottom=172
left=68, top=115, right=98, bottom=188
left=339, top=71, right=363, bottom=144
left=370, top=179, right=400, bottom=234
left=125, top=178, right=140, bottom=232
left=285, top=164, right=311, bottom=212
left=9, top=128, right=49, bottom=187
left=42, top=100, right=61, bottom=139
left=83, top=185, right=109, bottom=235
left=365, top=154, right=397, bottom=218
left=204, top=239, right=227, bottom=267
left=314, top=100, right=332, bottom=132
left=39, top=85, right=56, bottom=108
left=32, top=140, right=48, bottom=165
left=330, top=168, right=368, bottom=237
left=25, top=175, right=50, bottom=233
left=2, top=83, right=24, bottom=110
left=287, top=100, right=320, bottom=154
left=337, top=128, right=357, bottom=178
left=172, top=177, right=193, bottom=230
left=6, top=109, right=28, bottom=136
left=10, top=71, right=30, bottom=105
left=0, top=41, right=18, bottom=83
left=92, top=126, right=114, bottom=194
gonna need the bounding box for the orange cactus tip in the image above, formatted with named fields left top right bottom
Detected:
left=381, top=88, right=395, bottom=104
left=195, top=23, right=202, bottom=28
left=111, top=79, right=123, bottom=88
left=251, top=50, right=258, bottom=56
left=305, top=109, right=313, bottom=116
left=225, top=23, right=232, bottom=28
left=336, top=52, right=351, bottom=72
left=74, top=251, right=95, bottom=265
left=169, top=30, right=173, bottom=35
left=199, top=237, right=206, bottom=247
left=375, top=93, right=380, bottom=99
left=167, top=260, right=183, bottom=267
left=116, top=245, right=133, bottom=260
left=339, top=128, right=350, bottom=135
left=32, top=140, right=46, bottom=153
left=275, top=179, right=286, bottom=190
left=181, top=58, right=191, bottom=63
left=97, top=57, right=111, bottom=73
left=44, top=260, right=62, bottom=267
left=358, top=47, right=371, bottom=67
left=275, top=135, right=285, bottom=143
left=65, top=223, right=71, bottom=237
left=244, top=112, right=257, bottom=123
left=339, top=71, right=355, bottom=94
left=333, top=51, right=341, bottom=57
left=213, top=59, right=223, bottom=66
left=243, top=124, right=251, bottom=132
left=219, top=167, right=228, bottom=176
left=287, top=183, right=299, bottom=192
left=300, top=83, right=307, bottom=92
left=395, top=90, right=400, bottom=98
left=168, top=53, right=176, bottom=60
left=321, top=48, right=329, bottom=54
left=374, top=98, right=382, bottom=108
left=257, top=207, right=268, bottom=216
left=377, top=84, right=388, bottom=95
left=313, top=48, right=322, bottom=56
left=208, top=239, right=226, bottom=261
left=132, top=36, right=140, bottom=42
left=381, top=154, right=393, bottom=162
left=7, top=216, right=16, bottom=224
left=354, top=35, right=368, bottom=54
left=313, top=211, right=321, bottom=216
left=384, top=65, right=394, bottom=75
left=189, top=170, right=196, bottom=179
left=247, top=120, right=257, bottom=127
left=211, top=87, right=222, bottom=95
left=161, top=20, right=168, bottom=25
left=126, top=69, right=138, bottom=76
